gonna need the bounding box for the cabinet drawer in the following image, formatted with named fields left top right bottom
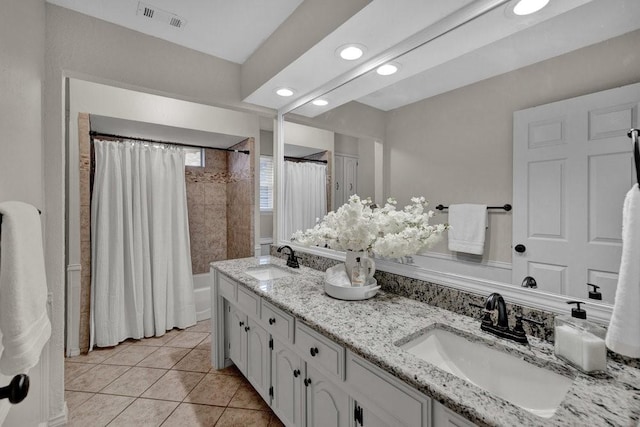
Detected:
left=346, top=351, right=429, bottom=427
left=295, top=322, right=345, bottom=381
left=218, top=274, right=237, bottom=301
left=237, top=286, right=260, bottom=318
left=261, top=300, right=295, bottom=343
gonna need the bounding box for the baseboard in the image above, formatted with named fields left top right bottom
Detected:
left=196, top=308, right=211, bottom=322
left=48, top=404, right=68, bottom=427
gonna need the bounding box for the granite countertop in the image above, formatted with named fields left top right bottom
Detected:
left=211, top=257, right=640, bottom=427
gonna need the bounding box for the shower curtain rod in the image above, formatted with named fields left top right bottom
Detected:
left=284, top=156, right=327, bottom=164
left=90, top=131, right=250, bottom=154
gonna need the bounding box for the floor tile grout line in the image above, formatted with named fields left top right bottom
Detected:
left=66, top=326, right=279, bottom=425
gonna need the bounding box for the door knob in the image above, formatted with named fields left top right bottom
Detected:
left=514, top=244, right=526, bottom=253
left=293, top=369, right=300, bottom=378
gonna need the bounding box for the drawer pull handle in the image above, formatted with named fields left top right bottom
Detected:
left=269, top=318, right=276, bottom=325
left=304, top=378, right=312, bottom=387
left=239, top=321, right=244, bottom=327
left=310, top=347, right=319, bottom=357
left=293, top=369, right=300, bottom=378
left=244, top=326, right=250, bottom=332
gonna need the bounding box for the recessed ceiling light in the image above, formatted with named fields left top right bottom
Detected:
left=512, top=0, right=549, bottom=15
left=337, top=44, right=365, bottom=61
left=312, top=99, right=329, bottom=106
left=376, top=63, right=399, bottom=76
left=276, top=88, right=294, bottom=97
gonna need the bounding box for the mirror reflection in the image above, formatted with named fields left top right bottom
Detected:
left=278, top=0, right=640, bottom=307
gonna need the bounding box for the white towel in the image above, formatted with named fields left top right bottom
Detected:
left=447, top=204, right=488, bottom=255
left=325, top=264, right=352, bottom=287
left=606, top=184, right=640, bottom=358
left=0, top=201, right=51, bottom=375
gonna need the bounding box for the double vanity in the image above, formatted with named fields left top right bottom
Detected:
left=210, top=257, right=640, bottom=426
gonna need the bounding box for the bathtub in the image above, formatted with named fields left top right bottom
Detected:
left=193, top=272, right=211, bottom=321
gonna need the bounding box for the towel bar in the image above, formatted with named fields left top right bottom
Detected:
left=435, top=204, right=512, bottom=211
left=0, top=374, right=29, bottom=404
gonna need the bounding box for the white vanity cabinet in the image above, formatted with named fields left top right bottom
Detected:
left=212, top=269, right=477, bottom=427
left=224, top=301, right=271, bottom=402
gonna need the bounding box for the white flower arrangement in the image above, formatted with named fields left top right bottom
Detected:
left=291, top=195, right=450, bottom=258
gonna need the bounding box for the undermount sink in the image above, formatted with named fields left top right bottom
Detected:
left=399, top=327, right=573, bottom=419
left=245, top=264, right=297, bottom=281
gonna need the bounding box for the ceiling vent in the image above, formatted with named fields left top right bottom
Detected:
left=136, top=2, right=187, bottom=29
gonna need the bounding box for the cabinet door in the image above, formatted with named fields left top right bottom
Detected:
left=306, top=365, right=349, bottom=427
left=246, top=318, right=271, bottom=404
left=271, top=338, right=304, bottom=427
left=227, top=304, right=247, bottom=375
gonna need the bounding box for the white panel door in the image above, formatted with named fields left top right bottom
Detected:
left=513, top=83, right=640, bottom=302
left=271, top=338, right=304, bottom=427
left=334, top=155, right=345, bottom=208
left=344, top=157, right=358, bottom=199
left=246, top=319, right=271, bottom=404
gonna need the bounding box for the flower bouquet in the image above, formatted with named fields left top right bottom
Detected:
left=291, top=195, right=449, bottom=259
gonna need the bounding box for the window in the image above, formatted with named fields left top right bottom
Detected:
left=260, top=156, right=274, bottom=211
left=184, top=147, right=204, bottom=167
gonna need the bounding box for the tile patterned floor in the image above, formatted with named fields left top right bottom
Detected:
left=65, top=320, right=284, bottom=427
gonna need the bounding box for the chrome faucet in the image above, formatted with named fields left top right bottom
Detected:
left=471, top=292, right=543, bottom=345
left=277, top=245, right=300, bottom=268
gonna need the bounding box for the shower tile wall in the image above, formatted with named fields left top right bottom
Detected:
left=186, top=149, right=228, bottom=274
left=226, top=138, right=255, bottom=260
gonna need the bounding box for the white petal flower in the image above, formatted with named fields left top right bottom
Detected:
left=291, top=195, right=449, bottom=256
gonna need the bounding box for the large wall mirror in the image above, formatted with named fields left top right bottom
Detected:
left=275, top=0, right=640, bottom=321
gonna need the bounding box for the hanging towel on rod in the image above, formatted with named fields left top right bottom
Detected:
left=0, top=201, right=51, bottom=375
left=447, top=204, right=488, bottom=255
left=606, top=183, right=640, bottom=357
left=606, top=130, right=640, bottom=357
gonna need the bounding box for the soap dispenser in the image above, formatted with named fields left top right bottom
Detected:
left=554, top=301, right=607, bottom=373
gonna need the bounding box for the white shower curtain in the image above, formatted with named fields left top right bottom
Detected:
left=90, top=140, right=196, bottom=348
left=283, top=161, right=327, bottom=240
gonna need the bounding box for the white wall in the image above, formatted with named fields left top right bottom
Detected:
left=335, top=133, right=359, bottom=156
left=385, top=29, right=640, bottom=264
left=0, top=1, right=49, bottom=425
left=0, top=0, right=45, bottom=208
left=284, top=121, right=334, bottom=152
